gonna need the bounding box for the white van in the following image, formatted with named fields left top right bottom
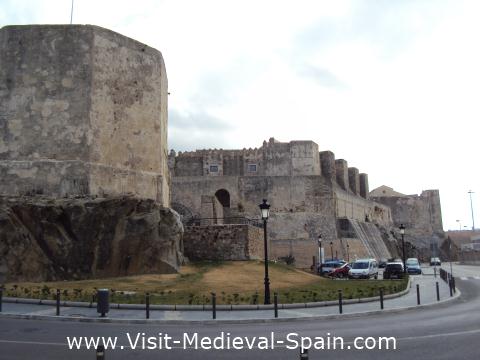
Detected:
left=348, top=258, right=378, bottom=279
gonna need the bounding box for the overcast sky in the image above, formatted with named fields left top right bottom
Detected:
left=1, top=0, right=479, bottom=231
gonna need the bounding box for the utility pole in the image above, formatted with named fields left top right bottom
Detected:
left=468, top=190, right=475, bottom=231
left=70, top=0, right=74, bottom=24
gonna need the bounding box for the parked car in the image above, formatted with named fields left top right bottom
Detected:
left=328, top=262, right=351, bottom=278
left=348, top=259, right=378, bottom=279
left=430, top=257, right=441, bottom=266
left=406, top=258, right=422, bottom=275
left=383, top=262, right=405, bottom=279
left=318, top=259, right=346, bottom=275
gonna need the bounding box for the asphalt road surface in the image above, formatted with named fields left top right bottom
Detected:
left=1, top=264, right=479, bottom=360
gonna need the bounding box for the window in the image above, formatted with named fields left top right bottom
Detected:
left=209, top=165, right=219, bottom=173
left=247, top=164, right=257, bottom=172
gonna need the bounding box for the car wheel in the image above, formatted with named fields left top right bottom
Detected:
left=338, top=273, right=344, bottom=279
left=374, top=274, right=378, bottom=280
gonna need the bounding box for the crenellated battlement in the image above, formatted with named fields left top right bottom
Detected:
left=170, top=137, right=369, bottom=199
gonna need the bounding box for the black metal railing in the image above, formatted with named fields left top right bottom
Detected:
left=186, top=216, right=263, bottom=228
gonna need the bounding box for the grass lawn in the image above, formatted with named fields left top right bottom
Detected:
left=4, top=261, right=408, bottom=305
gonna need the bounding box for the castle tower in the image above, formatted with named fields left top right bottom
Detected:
left=320, top=151, right=336, bottom=182
left=0, top=25, right=170, bottom=206
left=359, top=173, right=369, bottom=199
left=348, top=167, right=360, bottom=195
left=335, top=159, right=349, bottom=190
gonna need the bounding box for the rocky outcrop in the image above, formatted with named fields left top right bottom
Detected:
left=0, top=195, right=183, bottom=282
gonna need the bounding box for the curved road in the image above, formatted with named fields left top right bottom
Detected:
left=1, top=264, right=479, bottom=359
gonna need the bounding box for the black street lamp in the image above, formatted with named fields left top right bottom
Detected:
left=259, top=199, right=271, bottom=305
left=317, top=234, right=322, bottom=274
left=399, top=224, right=406, bottom=274
left=330, top=241, right=334, bottom=261
left=346, top=243, right=350, bottom=262
left=449, top=238, right=454, bottom=277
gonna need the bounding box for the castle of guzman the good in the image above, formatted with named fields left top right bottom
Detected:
left=0, top=25, right=444, bottom=279
left=169, top=139, right=444, bottom=266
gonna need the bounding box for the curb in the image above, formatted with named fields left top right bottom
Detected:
left=0, top=284, right=460, bottom=325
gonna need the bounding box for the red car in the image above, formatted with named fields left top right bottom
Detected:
left=328, top=262, right=351, bottom=278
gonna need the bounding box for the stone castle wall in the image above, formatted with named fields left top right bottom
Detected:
left=370, top=189, right=444, bottom=249
left=335, top=186, right=392, bottom=225
left=183, top=224, right=264, bottom=261
left=170, top=138, right=392, bottom=267
left=0, top=25, right=170, bottom=206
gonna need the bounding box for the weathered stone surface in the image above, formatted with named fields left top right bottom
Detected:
left=359, top=173, right=369, bottom=199
left=0, top=25, right=169, bottom=205
left=370, top=189, right=444, bottom=253
left=184, top=224, right=263, bottom=261
left=0, top=196, right=183, bottom=282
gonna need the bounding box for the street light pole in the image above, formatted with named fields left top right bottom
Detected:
left=317, top=235, right=322, bottom=274
left=449, top=238, right=454, bottom=277
left=468, top=190, right=475, bottom=231
left=399, top=224, right=406, bottom=274
left=259, top=199, right=271, bottom=305
left=330, top=241, right=333, bottom=261
left=346, top=243, right=350, bottom=262
left=456, top=219, right=461, bottom=231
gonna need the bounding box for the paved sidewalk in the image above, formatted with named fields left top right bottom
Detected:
left=0, top=274, right=458, bottom=323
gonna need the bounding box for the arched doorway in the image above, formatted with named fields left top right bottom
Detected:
left=215, top=189, right=230, bottom=208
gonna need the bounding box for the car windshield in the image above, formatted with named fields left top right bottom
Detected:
left=387, top=264, right=403, bottom=270
left=352, top=262, right=369, bottom=269
left=406, top=260, right=418, bottom=265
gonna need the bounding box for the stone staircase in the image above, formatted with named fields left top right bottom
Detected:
left=339, top=218, right=391, bottom=260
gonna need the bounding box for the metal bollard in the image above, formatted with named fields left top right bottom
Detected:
left=96, top=289, right=110, bottom=317
left=416, top=284, right=420, bottom=305
left=96, top=345, right=105, bottom=359
left=338, top=289, right=343, bottom=314
left=380, top=288, right=384, bottom=310
left=449, top=279, right=453, bottom=297
left=0, top=286, right=3, bottom=313
left=146, top=293, right=150, bottom=319
left=436, top=282, right=440, bottom=301
left=274, top=293, right=278, bottom=318
left=211, top=293, right=216, bottom=320
left=300, top=348, right=309, bottom=360
left=452, top=277, right=456, bottom=293
left=56, top=289, right=60, bottom=316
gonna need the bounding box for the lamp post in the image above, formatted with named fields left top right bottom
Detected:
left=456, top=219, right=461, bottom=231
left=259, top=199, right=271, bottom=305
left=317, top=235, right=322, bottom=274
left=468, top=190, right=475, bottom=231
left=330, top=241, right=334, bottom=261
left=399, top=224, right=406, bottom=274
left=449, top=238, right=454, bottom=277
left=346, top=243, right=350, bottom=262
